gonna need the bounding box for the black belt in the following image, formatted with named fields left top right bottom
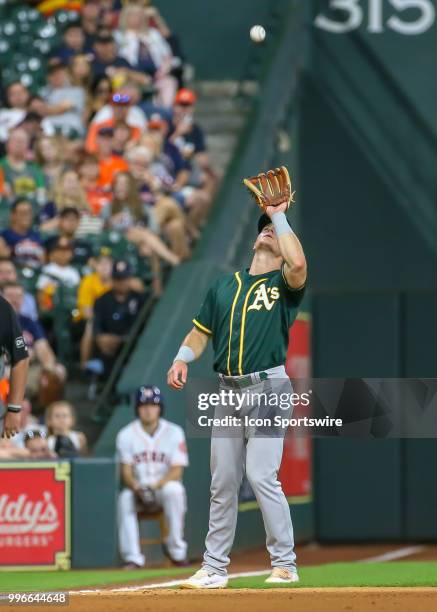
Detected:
left=219, top=371, right=268, bottom=388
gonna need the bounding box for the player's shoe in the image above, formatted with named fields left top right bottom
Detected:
left=179, top=568, right=228, bottom=589
left=162, top=543, right=190, bottom=567
left=265, top=567, right=299, bottom=584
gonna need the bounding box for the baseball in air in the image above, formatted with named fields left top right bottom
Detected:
left=250, top=25, right=266, bottom=43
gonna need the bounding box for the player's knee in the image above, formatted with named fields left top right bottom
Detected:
left=245, top=466, right=273, bottom=492
left=161, top=480, right=185, bottom=498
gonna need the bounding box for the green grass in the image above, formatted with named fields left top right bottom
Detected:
left=230, top=562, right=437, bottom=589
left=0, top=565, right=194, bottom=592
left=0, top=561, right=436, bottom=592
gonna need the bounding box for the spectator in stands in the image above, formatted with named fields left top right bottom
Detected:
left=35, top=136, right=66, bottom=193
left=36, top=237, right=81, bottom=307
left=141, top=125, right=207, bottom=237
left=126, top=145, right=190, bottom=260
left=116, top=3, right=177, bottom=107
left=0, top=198, right=45, bottom=269
left=77, top=248, right=112, bottom=365
left=40, top=60, right=86, bottom=138
left=24, top=429, right=56, bottom=459
left=45, top=401, right=87, bottom=456
left=78, top=153, right=111, bottom=216
left=91, top=29, right=150, bottom=89
left=2, top=282, right=66, bottom=403
left=69, top=54, right=93, bottom=95
left=169, top=88, right=216, bottom=189
left=10, top=398, right=43, bottom=450
left=0, top=128, right=46, bottom=205
left=142, top=3, right=185, bottom=89
left=0, top=82, right=31, bottom=145
left=91, top=82, right=147, bottom=130
left=54, top=21, right=88, bottom=64
left=105, top=171, right=180, bottom=267
left=0, top=438, right=30, bottom=459
left=78, top=248, right=113, bottom=322
left=86, top=93, right=142, bottom=153
left=42, top=170, right=104, bottom=237
left=51, top=207, right=94, bottom=267
left=81, top=0, right=101, bottom=48
left=87, top=75, right=113, bottom=123
left=0, top=257, right=38, bottom=320
left=113, top=121, right=135, bottom=155
left=54, top=169, right=91, bottom=214
left=95, top=127, right=129, bottom=190
left=92, top=258, right=145, bottom=376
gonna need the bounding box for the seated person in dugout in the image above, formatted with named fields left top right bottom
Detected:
left=116, top=385, right=189, bottom=568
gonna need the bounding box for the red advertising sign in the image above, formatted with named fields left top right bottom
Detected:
left=279, top=313, right=313, bottom=501
left=0, top=462, right=70, bottom=570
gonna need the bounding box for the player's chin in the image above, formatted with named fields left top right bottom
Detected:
left=256, top=237, right=276, bottom=251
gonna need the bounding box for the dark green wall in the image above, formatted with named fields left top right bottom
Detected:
left=155, top=0, right=288, bottom=79
left=71, top=459, right=118, bottom=568
left=300, top=77, right=437, bottom=292
left=302, top=5, right=437, bottom=541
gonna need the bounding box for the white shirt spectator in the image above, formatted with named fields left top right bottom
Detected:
left=0, top=109, right=26, bottom=143
left=36, top=262, right=81, bottom=290
left=116, top=28, right=172, bottom=72
left=91, top=104, right=147, bottom=130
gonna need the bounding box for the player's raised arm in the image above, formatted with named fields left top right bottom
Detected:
left=266, top=201, right=307, bottom=289
left=167, top=326, right=209, bottom=390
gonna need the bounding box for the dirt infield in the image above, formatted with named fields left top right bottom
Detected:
left=66, top=589, right=437, bottom=612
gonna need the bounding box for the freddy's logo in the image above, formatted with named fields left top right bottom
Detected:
left=0, top=491, right=59, bottom=534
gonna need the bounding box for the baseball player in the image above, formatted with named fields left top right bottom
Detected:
left=167, top=167, right=307, bottom=588
left=116, top=385, right=189, bottom=568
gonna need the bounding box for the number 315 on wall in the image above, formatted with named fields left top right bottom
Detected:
left=315, top=0, right=435, bottom=34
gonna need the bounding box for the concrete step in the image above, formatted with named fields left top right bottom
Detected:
left=194, top=80, right=252, bottom=174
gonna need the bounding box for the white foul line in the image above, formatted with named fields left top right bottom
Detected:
left=74, top=570, right=271, bottom=594
left=73, top=545, right=428, bottom=594
left=359, top=545, right=426, bottom=564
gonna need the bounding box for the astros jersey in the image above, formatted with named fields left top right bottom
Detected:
left=193, top=265, right=305, bottom=376
left=116, top=418, right=189, bottom=487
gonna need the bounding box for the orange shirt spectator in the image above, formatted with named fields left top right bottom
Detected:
left=99, top=155, right=129, bottom=189
left=86, top=118, right=141, bottom=154
left=94, top=127, right=129, bottom=189
left=78, top=153, right=112, bottom=215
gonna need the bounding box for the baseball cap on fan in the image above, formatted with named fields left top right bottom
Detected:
left=112, top=259, right=132, bottom=280
left=174, top=88, right=197, bottom=106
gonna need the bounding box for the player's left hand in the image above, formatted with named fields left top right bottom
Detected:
left=1, top=411, right=20, bottom=439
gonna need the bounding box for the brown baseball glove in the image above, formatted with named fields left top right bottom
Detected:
left=243, top=166, right=295, bottom=212
left=136, top=486, right=162, bottom=515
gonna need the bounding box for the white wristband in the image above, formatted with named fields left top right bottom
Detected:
left=272, top=211, right=292, bottom=236
left=173, top=345, right=195, bottom=364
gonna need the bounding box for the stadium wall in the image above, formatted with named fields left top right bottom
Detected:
left=301, top=1, right=437, bottom=540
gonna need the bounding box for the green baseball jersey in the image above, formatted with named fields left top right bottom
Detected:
left=193, top=265, right=305, bottom=375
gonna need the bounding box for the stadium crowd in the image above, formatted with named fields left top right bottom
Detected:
left=0, top=0, right=218, bottom=458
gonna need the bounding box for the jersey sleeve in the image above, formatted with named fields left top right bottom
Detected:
left=280, top=263, right=306, bottom=307
left=116, top=430, right=134, bottom=465
left=193, top=284, right=215, bottom=336
left=1, top=298, right=28, bottom=365
left=170, top=427, right=189, bottom=467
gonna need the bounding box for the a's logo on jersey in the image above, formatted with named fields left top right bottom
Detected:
left=247, top=284, right=280, bottom=312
